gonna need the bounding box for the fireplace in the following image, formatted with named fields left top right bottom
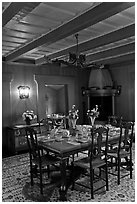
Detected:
left=89, top=96, right=112, bottom=121
left=85, top=89, right=117, bottom=121
left=82, top=67, right=121, bottom=122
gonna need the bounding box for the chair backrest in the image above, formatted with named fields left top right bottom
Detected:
left=26, top=127, right=40, bottom=159
left=108, top=115, right=123, bottom=127
left=90, top=126, right=109, bottom=159
left=44, top=117, right=54, bottom=131
left=120, top=121, right=134, bottom=151
left=118, top=121, right=134, bottom=154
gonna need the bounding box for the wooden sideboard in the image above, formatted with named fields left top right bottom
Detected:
left=5, top=117, right=66, bottom=156
left=6, top=123, right=44, bottom=155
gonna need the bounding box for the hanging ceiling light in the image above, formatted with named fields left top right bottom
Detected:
left=68, top=34, right=86, bottom=67
left=53, top=33, right=102, bottom=68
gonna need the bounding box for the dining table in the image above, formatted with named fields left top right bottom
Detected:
left=38, top=124, right=131, bottom=201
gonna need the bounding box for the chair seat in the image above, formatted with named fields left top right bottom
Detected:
left=32, top=154, right=60, bottom=166
left=108, top=148, right=130, bottom=158
left=74, top=157, right=106, bottom=169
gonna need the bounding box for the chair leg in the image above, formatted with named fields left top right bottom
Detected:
left=30, top=162, right=34, bottom=186
left=93, top=169, right=95, bottom=180
left=105, top=163, right=109, bottom=191
left=118, top=158, right=121, bottom=185
left=90, top=167, right=94, bottom=199
left=71, top=162, right=75, bottom=190
left=130, top=154, right=132, bottom=179
left=47, top=165, right=50, bottom=178
left=110, top=145, right=113, bottom=169
left=39, top=164, right=43, bottom=194
left=115, top=158, right=118, bottom=171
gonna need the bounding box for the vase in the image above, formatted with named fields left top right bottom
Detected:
left=69, top=119, right=77, bottom=136
left=25, top=117, right=31, bottom=125
left=89, top=116, right=95, bottom=126
left=69, top=119, right=77, bottom=129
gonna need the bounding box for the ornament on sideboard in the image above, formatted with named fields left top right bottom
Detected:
left=22, top=110, right=37, bottom=125
left=18, top=85, right=30, bottom=99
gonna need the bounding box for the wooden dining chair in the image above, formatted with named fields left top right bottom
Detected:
left=26, top=127, right=60, bottom=194
left=71, top=126, right=109, bottom=199
left=107, top=115, right=123, bottom=166
left=108, top=115, right=123, bottom=127
left=107, top=121, right=134, bottom=185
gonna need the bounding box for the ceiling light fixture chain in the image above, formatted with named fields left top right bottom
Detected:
left=75, top=33, right=79, bottom=59
left=69, top=33, right=86, bottom=68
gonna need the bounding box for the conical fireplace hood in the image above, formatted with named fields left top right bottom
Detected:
left=88, top=68, right=113, bottom=89
left=86, top=66, right=118, bottom=96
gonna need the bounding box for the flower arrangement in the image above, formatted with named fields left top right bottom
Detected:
left=87, top=105, right=99, bottom=118
left=68, top=105, right=79, bottom=120
left=22, top=110, right=37, bottom=125
left=87, top=105, right=99, bottom=126
left=68, top=105, right=79, bottom=130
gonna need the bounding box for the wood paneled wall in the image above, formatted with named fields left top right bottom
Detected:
left=35, top=74, right=76, bottom=121
left=109, top=61, right=135, bottom=121
left=2, top=62, right=82, bottom=127
left=2, top=60, right=135, bottom=154
left=2, top=60, right=135, bottom=125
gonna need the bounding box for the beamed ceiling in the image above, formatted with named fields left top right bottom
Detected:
left=2, top=2, right=135, bottom=67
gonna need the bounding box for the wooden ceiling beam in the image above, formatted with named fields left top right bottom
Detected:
left=13, top=58, right=35, bottom=65
left=52, top=24, right=135, bottom=57
left=36, top=23, right=135, bottom=65
left=2, top=2, right=40, bottom=27
left=5, top=2, right=134, bottom=62
left=91, top=52, right=135, bottom=65
left=87, top=42, right=135, bottom=62
left=3, top=3, right=26, bottom=27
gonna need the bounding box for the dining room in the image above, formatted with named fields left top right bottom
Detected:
left=2, top=1, right=135, bottom=202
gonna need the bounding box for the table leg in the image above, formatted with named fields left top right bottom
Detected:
left=59, top=159, right=67, bottom=201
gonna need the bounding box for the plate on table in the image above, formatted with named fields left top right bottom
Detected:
left=62, top=129, right=70, bottom=138
left=75, top=138, right=89, bottom=143
left=57, top=129, right=70, bottom=138
left=39, top=137, right=55, bottom=142
left=37, top=135, right=46, bottom=140
left=55, top=138, right=64, bottom=142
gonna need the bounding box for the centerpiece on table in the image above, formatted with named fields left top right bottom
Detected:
left=67, top=105, right=79, bottom=135
left=22, top=110, right=37, bottom=125
left=87, top=105, right=99, bottom=126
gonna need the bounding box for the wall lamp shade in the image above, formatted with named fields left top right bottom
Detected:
left=18, top=85, right=30, bottom=99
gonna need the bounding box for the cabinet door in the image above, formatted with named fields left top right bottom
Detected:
left=15, top=128, right=28, bottom=152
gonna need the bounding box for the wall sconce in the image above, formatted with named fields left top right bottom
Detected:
left=116, top=85, right=122, bottom=95
left=18, top=85, right=30, bottom=99
left=81, top=86, right=86, bottom=96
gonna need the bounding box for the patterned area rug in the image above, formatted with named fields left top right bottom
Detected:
left=2, top=144, right=135, bottom=202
